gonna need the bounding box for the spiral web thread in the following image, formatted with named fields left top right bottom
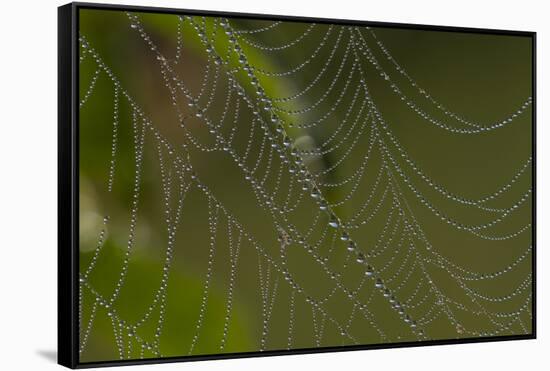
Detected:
left=77, top=11, right=533, bottom=361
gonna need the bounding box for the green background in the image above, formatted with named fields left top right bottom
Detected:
left=78, top=8, right=532, bottom=363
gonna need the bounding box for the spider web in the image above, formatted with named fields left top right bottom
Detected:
left=77, top=10, right=533, bottom=362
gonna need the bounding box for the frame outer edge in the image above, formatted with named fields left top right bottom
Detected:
left=62, top=3, right=536, bottom=368
left=531, top=31, right=537, bottom=338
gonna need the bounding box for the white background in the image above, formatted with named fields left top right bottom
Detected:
left=0, top=0, right=546, bottom=369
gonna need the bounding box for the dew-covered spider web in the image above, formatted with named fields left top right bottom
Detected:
left=77, top=8, right=533, bottom=363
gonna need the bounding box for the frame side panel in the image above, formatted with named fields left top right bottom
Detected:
left=58, top=3, right=78, bottom=369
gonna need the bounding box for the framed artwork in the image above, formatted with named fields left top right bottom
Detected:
left=58, top=2, right=536, bottom=368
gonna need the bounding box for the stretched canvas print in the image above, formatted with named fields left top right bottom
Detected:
left=58, top=2, right=536, bottom=368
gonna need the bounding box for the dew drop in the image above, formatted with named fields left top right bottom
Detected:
left=328, top=214, right=339, bottom=228
left=283, top=136, right=292, bottom=148
left=365, top=265, right=374, bottom=277
left=310, top=187, right=320, bottom=199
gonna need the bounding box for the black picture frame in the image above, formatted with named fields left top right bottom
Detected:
left=58, top=2, right=537, bottom=368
